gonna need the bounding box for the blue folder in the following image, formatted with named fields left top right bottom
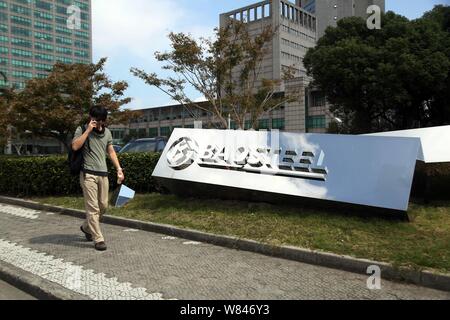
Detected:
left=111, top=184, right=135, bottom=208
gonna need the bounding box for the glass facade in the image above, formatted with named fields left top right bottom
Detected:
left=148, top=127, right=158, bottom=138
left=272, top=118, right=285, bottom=130
left=160, top=127, right=171, bottom=137
left=307, top=115, right=326, bottom=129
left=0, top=0, right=92, bottom=89
left=311, top=91, right=326, bottom=107
left=258, top=119, right=269, bottom=130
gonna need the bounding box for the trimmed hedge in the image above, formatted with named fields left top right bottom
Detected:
left=1, top=153, right=448, bottom=200
left=0, top=153, right=161, bottom=197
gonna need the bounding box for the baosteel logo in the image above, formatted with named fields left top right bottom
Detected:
left=166, top=137, right=328, bottom=181
left=167, top=137, right=199, bottom=170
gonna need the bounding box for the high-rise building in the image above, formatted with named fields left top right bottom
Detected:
left=110, top=1, right=334, bottom=140
left=218, top=0, right=330, bottom=133
left=297, top=0, right=385, bottom=38
left=220, top=0, right=317, bottom=81
left=0, top=0, right=92, bottom=90
left=102, top=1, right=391, bottom=147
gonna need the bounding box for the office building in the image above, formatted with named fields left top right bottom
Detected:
left=0, top=0, right=92, bottom=154
left=111, top=1, right=330, bottom=144
left=297, top=0, right=385, bottom=38
left=0, top=0, right=92, bottom=90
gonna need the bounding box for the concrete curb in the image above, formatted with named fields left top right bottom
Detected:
left=1, top=195, right=449, bottom=293
left=0, top=260, right=89, bottom=300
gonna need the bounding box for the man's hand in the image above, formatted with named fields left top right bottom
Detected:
left=87, top=119, right=97, bottom=133
left=107, top=144, right=124, bottom=184
left=72, top=120, right=95, bottom=151
left=117, top=168, right=125, bottom=185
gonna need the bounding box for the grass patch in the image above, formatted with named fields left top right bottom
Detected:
left=30, top=194, right=450, bottom=274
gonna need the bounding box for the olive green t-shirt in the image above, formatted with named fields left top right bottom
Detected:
left=73, top=126, right=113, bottom=176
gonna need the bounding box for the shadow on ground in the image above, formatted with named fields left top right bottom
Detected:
left=29, top=234, right=92, bottom=249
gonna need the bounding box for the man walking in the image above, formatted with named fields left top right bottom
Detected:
left=72, top=106, right=125, bottom=251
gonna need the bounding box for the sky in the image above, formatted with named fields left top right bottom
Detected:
left=91, top=0, right=450, bottom=110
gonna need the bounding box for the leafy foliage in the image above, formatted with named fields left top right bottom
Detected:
left=131, top=21, right=297, bottom=130
left=304, top=7, right=450, bottom=133
left=0, top=153, right=161, bottom=197
left=0, top=71, right=14, bottom=151
left=7, top=58, right=138, bottom=150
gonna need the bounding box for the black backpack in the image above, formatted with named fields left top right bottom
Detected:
left=68, top=125, right=90, bottom=176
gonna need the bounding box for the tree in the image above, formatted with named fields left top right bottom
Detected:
left=421, top=5, right=450, bottom=126
left=304, top=8, right=450, bottom=133
left=0, top=71, right=15, bottom=152
left=0, top=96, right=9, bottom=150
left=131, top=21, right=297, bottom=130
left=8, top=58, right=137, bottom=151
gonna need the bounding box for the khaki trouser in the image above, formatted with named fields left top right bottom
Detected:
left=80, top=173, right=109, bottom=243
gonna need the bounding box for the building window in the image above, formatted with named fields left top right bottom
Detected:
left=11, top=48, right=32, bottom=58
left=138, top=128, right=147, bottom=138
left=258, top=119, right=269, bottom=130
left=160, top=126, right=171, bottom=137
left=12, top=70, right=33, bottom=79
left=35, top=53, right=54, bottom=62
left=35, top=41, right=53, bottom=51
left=128, top=128, right=148, bottom=139
left=11, top=26, right=31, bottom=37
left=312, top=92, right=326, bottom=107
left=34, top=10, right=53, bottom=21
left=11, top=59, right=33, bottom=68
left=272, top=118, right=285, bottom=130
left=56, top=56, right=72, bottom=64
left=34, top=21, right=53, bottom=32
left=56, top=36, right=72, bottom=45
left=34, top=31, right=53, bottom=42
left=35, top=1, right=53, bottom=11
left=35, top=62, right=52, bottom=71
left=129, top=129, right=137, bottom=138
left=307, top=116, right=326, bottom=129
left=111, top=129, right=125, bottom=140
left=149, top=127, right=158, bottom=138
left=10, top=5, right=31, bottom=17
left=12, top=81, right=25, bottom=89
left=11, top=16, right=31, bottom=27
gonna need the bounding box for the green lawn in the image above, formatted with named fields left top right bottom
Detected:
left=31, top=194, right=450, bottom=274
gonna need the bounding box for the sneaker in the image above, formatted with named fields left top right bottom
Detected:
left=94, top=241, right=107, bottom=251
left=80, top=226, right=93, bottom=242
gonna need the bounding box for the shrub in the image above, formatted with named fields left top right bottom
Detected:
left=0, top=153, right=161, bottom=197
left=411, top=162, right=450, bottom=200
left=108, top=153, right=161, bottom=193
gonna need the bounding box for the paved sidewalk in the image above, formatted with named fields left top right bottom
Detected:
left=0, top=203, right=449, bottom=300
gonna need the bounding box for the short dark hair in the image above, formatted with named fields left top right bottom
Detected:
left=89, top=105, right=108, bottom=121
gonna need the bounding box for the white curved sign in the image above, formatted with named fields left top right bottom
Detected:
left=365, top=125, right=450, bottom=164
left=153, top=129, right=421, bottom=212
